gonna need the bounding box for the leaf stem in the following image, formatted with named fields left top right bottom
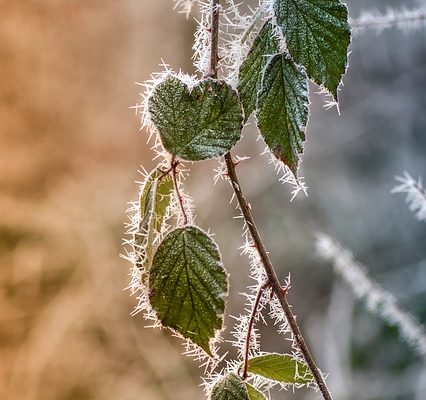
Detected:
left=224, top=154, right=333, bottom=400
left=171, top=156, right=188, bottom=225
left=208, top=2, right=333, bottom=398
left=208, top=0, right=220, bottom=78
left=241, top=281, right=270, bottom=380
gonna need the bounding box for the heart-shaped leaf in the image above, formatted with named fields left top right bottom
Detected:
left=247, top=353, right=312, bottom=384
left=149, top=226, right=228, bottom=355
left=257, top=53, right=309, bottom=174
left=274, top=0, right=350, bottom=98
left=149, top=75, right=243, bottom=161
left=211, top=373, right=249, bottom=400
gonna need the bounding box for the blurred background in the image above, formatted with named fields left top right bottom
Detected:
left=0, top=1, right=424, bottom=399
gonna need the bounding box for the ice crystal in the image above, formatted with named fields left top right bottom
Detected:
left=263, top=147, right=308, bottom=201
left=134, top=63, right=198, bottom=136
left=192, top=0, right=275, bottom=87
left=229, top=235, right=269, bottom=361
left=317, top=233, right=426, bottom=358
left=173, top=0, right=195, bottom=17
left=351, top=7, right=426, bottom=34
left=392, top=172, right=426, bottom=222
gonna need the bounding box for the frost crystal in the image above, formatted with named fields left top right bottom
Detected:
left=229, top=235, right=269, bottom=361
left=173, top=0, right=195, bottom=17
left=351, top=7, right=426, bottom=34
left=317, top=233, right=426, bottom=358
left=193, top=1, right=212, bottom=76
left=392, top=172, right=426, bottom=222
left=134, top=63, right=198, bottom=137
left=264, top=147, right=308, bottom=200
left=192, top=0, right=275, bottom=87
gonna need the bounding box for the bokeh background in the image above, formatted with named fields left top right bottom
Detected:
left=0, top=1, right=425, bottom=399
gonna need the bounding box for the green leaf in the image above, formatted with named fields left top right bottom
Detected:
left=238, top=21, right=279, bottom=121
left=257, top=53, right=309, bottom=174
left=247, top=353, right=312, bottom=384
left=149, top=226, right=228, bottom=355
left=149, top=76, right=243, bottom=161
left=211, top=373, right=249, bottom=400
left=245, top=384, right=266, bottom=400
left=139, top=167, right=174, bottom=233
left=134, top=167, right=174, bottom=281
left=274, top=0, right=350, bottom=98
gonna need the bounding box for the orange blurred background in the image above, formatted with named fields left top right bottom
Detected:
left=0, top=1, right=204, bottom=399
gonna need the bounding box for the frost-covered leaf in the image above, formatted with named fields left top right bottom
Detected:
left=211, top=373, right=249, bottom=400
left=149, top=226, right=228, bottom=355
left=245, top=384, right=266, bottom=400
left=139, top=167, right=174, bottom=233
left=238, top=21, right=279, bottom=121
left=134, top=167, right=174, bottom=280
left=247, top=353, right=312, bottom=384
left=149, top=76, right=243, bottom=161
left=257, top=53, right=309, bottom=174
left=274, top=0, right=350, bottom=98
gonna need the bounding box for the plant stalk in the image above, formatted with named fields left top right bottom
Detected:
left=224, top=154, right=333, bottom=400
left=208, top=0, right=220, bottom=78
left=206, top=1, right=334, bottom=398
left=171, top=156, right=188, bottom=225
left=241, top=281, right=270, bottom=380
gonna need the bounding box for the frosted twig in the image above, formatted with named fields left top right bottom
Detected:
left=392, top=172, right=426, bottom=222
left=316, top=233, right=426, bottom=358
left=241, top=281, right=270, bottom=379
left=224, top=154, right=331, bottom=399
left=351, top=7, right=426, bottom=33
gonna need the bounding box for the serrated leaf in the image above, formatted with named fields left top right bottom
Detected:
left=274, top=0, right=350, bottom=98
left=211, top=373, right=249, bottom=400
left=149, top=76, right=243, bottom=161
left=149, top=226, right=228, bottom=355
left=247, top=353, right=312, bottom=384
left=257, top=53, right=309, bottom=174
left=238, top=21, right=279, bottom=121
left=245, top=384, right=266, bottom=400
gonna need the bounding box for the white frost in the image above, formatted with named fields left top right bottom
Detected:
left=351, top=7, right=426, bottom=34
left=392, top=172, right=426, bottom=222
left=316, top=233, right=426, bottom=358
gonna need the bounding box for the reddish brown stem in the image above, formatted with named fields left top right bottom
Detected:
left=241, top=281, right=270, bottom=380
left=171, top=156, right=188, bottom=225
left=208, top=0, right=220, bottom=78
left=208, top=2, right=333, bottom=399
left=224, top=154, right=333, bottom=400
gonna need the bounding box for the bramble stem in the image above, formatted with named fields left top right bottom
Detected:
left=241, top=281, right=270, bottom=380
left=224, top=154, right=333, bottom=400
left=208, top=0, right=220, bottom=78
left=171, top=156, right=188, bottom=225
left=205, top=2, right=333, bottom=397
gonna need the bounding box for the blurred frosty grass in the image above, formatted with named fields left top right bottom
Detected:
left=0, top=1, right=425, bottom=400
